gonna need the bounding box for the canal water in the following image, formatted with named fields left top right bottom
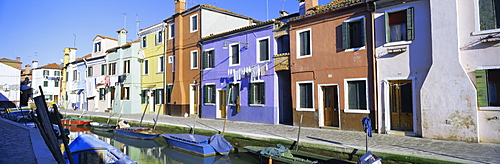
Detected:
left=67, top=127, right=260, bottom=164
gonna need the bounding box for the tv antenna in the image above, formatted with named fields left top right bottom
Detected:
left=123, top=13, right=127, bottom=29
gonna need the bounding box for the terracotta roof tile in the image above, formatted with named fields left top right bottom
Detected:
left=0, top=58, right=21, bottom=63
left=37, top=63, right=61, bottom=70
left=74, top=54, right=92, bottom=62
left=200, top=4, right=256, bottom=21
left=289, top=0, right=366, bottom=22
left=202, top=20, right=277, bottom=41
left=94, top=35, right=118, bottom=41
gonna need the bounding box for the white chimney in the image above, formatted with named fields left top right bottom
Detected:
left=298, top=0, right=318, bottom=15
left=117, top=29, right=128, bottom=46
left=32, top=61, right=38, bottom=69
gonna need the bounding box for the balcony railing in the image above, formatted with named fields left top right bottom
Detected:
left=273, top=53, right=290, bottom=71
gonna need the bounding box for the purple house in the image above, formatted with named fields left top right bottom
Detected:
left=200, top=19, right=293, bottom=125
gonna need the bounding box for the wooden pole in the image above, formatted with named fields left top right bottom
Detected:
left=222, top=109, right=227, bottom=136
left=191, top=113, right=197, bottom=134
left=295, top=114, right=303, bottom=151
left=153, top=104, right=162, bottom=129
left=53, top=104, right=74, bottom=164
left=139, top=98, right=149, bottom=126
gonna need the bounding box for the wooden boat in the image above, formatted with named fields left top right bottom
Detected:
left=61, top=118, right=92, bottom=126
left=162, top=145, right=218, bottom=164
left=63, top=125, right=91, bottom=132
left=114, top=135, right=163, bottom=148
left=90, top=122, right=116, bottom=132
left=64, top=134, right=135, bottom=164
left=114, top=127, right=162, bottom=140
left=244, top=145, right=354, bottom=164
left=161, top=133, right=232, bottom=157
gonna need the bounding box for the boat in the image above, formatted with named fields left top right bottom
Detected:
left=61, top=118, right=93, bottom=126
left=244, top=144, right=354, bottom=164
left=64, top=134, right=136, bottom=164
left=114, top=135, right=164, bottom=148
left=162, top=145, right=219, bottom=164
left=161, top=133, right=233, bottom=157
left=90, top=122, right=116, bottom=132
left=114, top=121, right=162, bottom=140
left=63, top=125, right=91, bottom=132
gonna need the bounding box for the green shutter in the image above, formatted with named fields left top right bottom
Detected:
left=406, top=7, right=415, bottom=41
left=385, top=11, right=390, bottom=43
left=210, top=50, right=215, bottom=68
left=204, top=85, right=209, bottom=103
left=361, top=18, right=366, bottom=46
left=202, top=51, right=208, bottom=69
left=261, top=83, right=265, bottom=104
left=342, top=22, right=350, bottom=49
left=476, top=69, right=489, bottom=107
left=249, top=83, right=254, bottom=104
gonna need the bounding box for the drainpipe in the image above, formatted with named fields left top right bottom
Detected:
left=368, top=1, right=379, bottom=132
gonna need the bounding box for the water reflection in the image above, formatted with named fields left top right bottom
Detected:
left=67, top=128, right=259, bottom=164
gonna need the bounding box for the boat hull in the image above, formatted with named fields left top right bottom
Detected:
left=65, top=134, right=135, bottom=164
left=114, top=127, right=161, bottom=140
left=161, top=134, right=216, bottom=157
left=244, top=146, right=354, bottom=164
left=90, top=122, right=116, bottom=132
left=61, top=118, right=92, bottom=126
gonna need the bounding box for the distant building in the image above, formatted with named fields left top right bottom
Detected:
left=32, top=63, right=62, bottom=105
left=0, top=62, right=20, bottom=110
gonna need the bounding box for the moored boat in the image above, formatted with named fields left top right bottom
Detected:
left=114, top=127, right=162, bottom=140
left=90, top=122, right=116, bottom=132
left=244, top=144, right=354, bottom=164
left=61, top=118, right=92, bottom=126
left=161, top=133, right=233, bottom=157
left=64, top=134, right=136, bottom=164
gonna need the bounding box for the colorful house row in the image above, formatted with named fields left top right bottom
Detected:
left=56, top=0, right=500, bottom=143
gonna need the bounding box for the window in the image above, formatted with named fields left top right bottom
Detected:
left=478, top=0, right=500, bottom=31
left=277, top=35, right=290, bottom=54
left=121, top=87, right=130, bottom=100
left=228, top=83, right=240, bottom=105
left=203, top=49, right=215, bottom=69
left=158, top=56, right=165, bottom=72
left=345, top=79, right=367, bottom=112
left=204, top=85, right=216, bottom=104
left=169, top=23, right=175, bottom=39
left=190, top=14, right=198, bottom=32
left=43, top=70, right=49, bottom=76
left=155, top=89, right=164, bottom=104
left=123, top=60, right=130, bottom=74
left=94, top=42, right=101, bottom=52
left=296, top=28, right=311, bottom=58
left=477, top=69, right=500, bottom=107
left=54, top=81, right=59, bottom=87
left=169, top=56, right=175, bottom=72
left=45, top=95, right=53, bottom=101
left=108, top=63, right=116, bottom=75
left=141, top=90, right=148, bottom=104
left=101, top=64, right=107, bottom=75
left=144, top=59, right=149, bottom=75
left=73, top=70, right=78, bottom=81
left=249, top=82, right=265, bottom=105
left=166, top=85, right=173, bottom=104
left=66, top=72, right=68, bottom=82
left=297, top=81, right=313, bottom=110
left=54, top=71, right=60, bottom=76
left=229, top=44, right=240, bottom=66
left=342, top=16, right=365, bottom=49
left=141, top=36, right=147, bottom=48
left=87, top=66, right=93, bottom=77
left=156, top=31, right=163, bottom=45
left=190, top=50, right=198, bottom=69
left=257, top=37, right=270, bottom=62
left=99, top=88, right=106, bottom=100
left=385, top=8, right=414, bottom=42
left=43, top=81, right=48, bottom=87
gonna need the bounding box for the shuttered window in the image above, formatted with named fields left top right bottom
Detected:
left=342, top=17, right=365, bottom=49
left=228, top=83, right=240, bottom=105
left=476, top=69, right=500, bottom=107
left=249, top=82, right=265, bottom=105
left=141, top=90, right=148, bottom=104
left=347, top=80, right=367, bottom=110
left=155, top=89, right=164, bottom=104
left=144, top=60, right=149, bottom=75
left=203, top=85, right=216, bottom=104
left=121, top=87, right=130, bottom=100
left=203, top=50, right=215, bottom=69
left=385, top=7, right=414, bottom=43
left=479, top=0, right=500, bottom=30
left=166, top=85, right=173, bottom=104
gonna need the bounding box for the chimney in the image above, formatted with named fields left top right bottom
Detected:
left=32, top=61, right=38, bottom=69
left=16, top=57, right=21, bottom=69
left=24, top=65, right=31, bottom=74
left=65, top=47, right=77, bottom=62
left=175, top=0, right=186, bottom=13
left=117, top=29, right=128, bottom=46
left=298, top=0, right=318, bottom=15
left=279, top=10, right=289, bottom=17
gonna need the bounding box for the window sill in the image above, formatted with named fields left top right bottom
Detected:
left=190, top=67, right=198, bottom=70
left=384, top=41, right=412, bottom=47
left=344, top=46, right=366, bottom=52
left=472, top=29, right=500, bottom=36
left=479, top=107, right=500, bottom=111
left=296, top=108, right=314, bottom=112
left=156, top=72, right=164, bottom=74
left=250, top=104, right=265, bottom=107
left=344, top=109, right=370, bottom=114
left=297, top=54, right=312, bottom=59
left=204, top=103, right=215, bottom=106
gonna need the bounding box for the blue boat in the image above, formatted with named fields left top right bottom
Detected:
left=114, top=127, right=162, bottom=140
left=114, top=135, right=164, bottom=148
left=64, top=134, right=136, bottom=164
left=161, top=133, right=233, bottom=157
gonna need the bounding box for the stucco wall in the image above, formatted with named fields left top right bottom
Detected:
left=0, top=62, right=20, bottom=108
left=200, top=9, right=253, bottom=38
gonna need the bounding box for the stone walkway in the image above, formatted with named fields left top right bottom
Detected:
left=0, top=118, right=56, bottom=164
left=62, top=109, right=500, bottom=164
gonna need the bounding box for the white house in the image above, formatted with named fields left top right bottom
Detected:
left=0, top=62, right=20, bottom=109
left=32, top=63, right=62, bottom=105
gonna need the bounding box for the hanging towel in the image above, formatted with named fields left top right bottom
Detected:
left=362, top=117, right=372, bottom=137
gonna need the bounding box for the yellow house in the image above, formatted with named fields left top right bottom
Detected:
left=138, top=22, right=166, bottom=114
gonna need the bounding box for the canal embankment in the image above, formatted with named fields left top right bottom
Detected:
left=0, top=118, right=57, bottom=164
left=61, top=109, right=500, bottom=164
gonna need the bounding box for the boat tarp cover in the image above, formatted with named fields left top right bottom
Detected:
left=260, top=144, right=293, bottom=157
left=65, top=134, right=135, bottom=164
left=167, top=133, right=210, bottom=144
left=209, top=134, right=233, bottom=155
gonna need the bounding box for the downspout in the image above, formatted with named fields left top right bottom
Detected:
left=368, top=1, right=379, bottom=132
left=164, top=22, right=168, bottom=115
left=198, top=10, right=203, bottom=118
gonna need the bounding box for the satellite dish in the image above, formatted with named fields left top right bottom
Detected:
left=138, top=50, right=145, bottom=59
left=59, top=59, right=63, bottom=63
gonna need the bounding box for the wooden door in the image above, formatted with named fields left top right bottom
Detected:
left=192, top=86, right=199, bottom=116
left=219, top=90, right=226, bottom=119
left=390, top=80, right=413, bottom=131
left=323, top=86, right=339, bottom=127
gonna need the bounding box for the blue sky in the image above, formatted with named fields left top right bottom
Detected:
left=0, top=0, right=330, bottom=68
